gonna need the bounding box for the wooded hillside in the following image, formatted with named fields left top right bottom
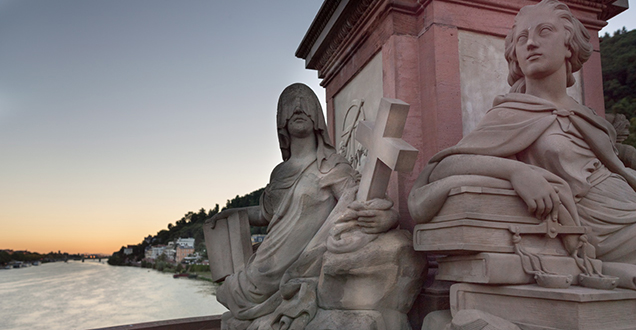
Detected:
left=601, top=27, right=636, bottom=145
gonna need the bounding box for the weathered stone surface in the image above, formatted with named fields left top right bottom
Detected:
left=318, top=229, right=425, bottom=314
left=334, top=52, right=383, bottom=154
left=305, top=309, right=388, bottom=330
left=436, top=252, right=601, bottom=285
left=208, top=83, right=424, bottom=329
left=421, top=310, right=452, bottom=330
left=211, top=83, right=363, bottom=328
left=458, top=30, right=584, bottom=137
left=450, top=309, right=521, bottom=330
left=355, top=97, right=418, bottom=201
left=405, top=0, right=636, bottom=328
left=409, top=277, right=452, bottom=330
left=203, top=210, right=252, bottom=282
left=450, top=283, right=636, bottom=330
left=409, top=0, right=636, bottom=292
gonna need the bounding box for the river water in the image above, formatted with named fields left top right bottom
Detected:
left=0, top=260, right=227, bottom=330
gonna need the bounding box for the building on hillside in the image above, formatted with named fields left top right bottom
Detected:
left=123, top=247, right=133, bottom=255
left=144, top=246, right=153, bottom=260
left=175, top=238, right=195, bottom=263
left=164, top=242, right=176, bottom=261
left=181, top=252, right=202, bottom=264
left=145, top=244, right=175, bottom=261
left=149, top=245, right=166, bottom=259
left=176, top=237, right=195, bottom=248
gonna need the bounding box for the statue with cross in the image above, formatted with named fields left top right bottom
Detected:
left=316, top=97, right=426, bottom=329
left=327, top=97, right=418, bottom=253
left=355, top=97, right=419, bottom=201
left=203, top=85, right=425, bottom=330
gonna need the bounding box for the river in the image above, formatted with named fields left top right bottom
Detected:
left=0, top=260, right=227, bottom=330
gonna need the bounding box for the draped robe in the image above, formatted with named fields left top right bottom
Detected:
left=410, top=93, right=636, bottom=263
left=217, top=152, right=358, bottom=329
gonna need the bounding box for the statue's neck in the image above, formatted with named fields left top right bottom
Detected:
left=524, top=64, right=574, bottom=109
left=289, top=133, right=318, bottom=164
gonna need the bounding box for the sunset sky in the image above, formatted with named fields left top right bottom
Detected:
left=1, top=1, right=634, bottom=255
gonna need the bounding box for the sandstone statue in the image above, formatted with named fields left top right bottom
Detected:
left=409, top=0, right=636, bottom=290
left=207, top=83, right=425, bottom=330
left=606, top=112, right=636, bottom=170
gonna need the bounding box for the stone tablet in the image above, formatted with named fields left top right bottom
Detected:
left=203, top=210, right=252, bottom=282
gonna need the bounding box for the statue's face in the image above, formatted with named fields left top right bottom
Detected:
left=287, top=109, right=314, bottom=138
left=514, top=6, right=571, bottom=81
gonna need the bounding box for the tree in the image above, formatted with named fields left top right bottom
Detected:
left=222, top=188, right=265, bottom=210
left=109, top=189, right=266, bottom=261
left=601, top=28, right=636, bottom=147
left=0, top=251, right=11, bottom=264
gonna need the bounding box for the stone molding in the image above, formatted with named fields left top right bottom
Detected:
left=297, top=0, right=421, bottom=83
left=296, top=0, right=625, bottom=83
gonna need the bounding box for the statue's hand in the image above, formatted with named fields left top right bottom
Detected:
left=510, top=169, right=560, bottom=221
left=206, top=208, right=241, bottom=229
left=349, top=199, right=399, bottom=234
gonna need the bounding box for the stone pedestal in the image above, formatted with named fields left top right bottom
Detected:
left=317, top=230, right=426, bottom=329
left=451, top=283, right=636, bottom=330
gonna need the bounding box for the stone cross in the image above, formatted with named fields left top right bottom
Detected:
left=355, top=97, right=418, bottom=201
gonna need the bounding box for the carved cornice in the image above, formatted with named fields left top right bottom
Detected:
left=296, top=0, right=422, bottom=76
left=315, top=0, right=376, bottom=72
left=297, top=0, right=626, bottom=77
left=296, top=0, right=342, bottom=60
left=296, top=0, right=382, bottom=72
left=598, top=0, right=629, bottom=21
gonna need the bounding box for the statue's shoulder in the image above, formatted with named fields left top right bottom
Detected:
left=268, top=161, right=301, bottom=188
left=270, top=161, right=287, bottom=178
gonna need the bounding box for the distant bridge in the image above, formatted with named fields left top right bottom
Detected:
left=77, top=255, right=110, bottom=262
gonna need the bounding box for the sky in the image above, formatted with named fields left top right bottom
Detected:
left=0, top=1, right=634, bottom=255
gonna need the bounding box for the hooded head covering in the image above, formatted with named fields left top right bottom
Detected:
left=276, top=83, right=337, bottom=172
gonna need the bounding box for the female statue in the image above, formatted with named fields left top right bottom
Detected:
left=210, top=83, right=401, bottom=329
left=409, top=0, right=636, bottom=288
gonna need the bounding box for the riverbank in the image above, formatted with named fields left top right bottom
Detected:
left=123, top=261, right=219, bottom=284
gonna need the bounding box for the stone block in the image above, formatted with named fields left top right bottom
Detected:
left=203, top=210, right=252, bottom=282
left=318, top=230, right=426, bottom=312
left=450, top=283, right=636, bottom=330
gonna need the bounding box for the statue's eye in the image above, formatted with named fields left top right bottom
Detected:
left=539, top=26, right=552, bottom=36
left=517, top=35, right=527, bottom=43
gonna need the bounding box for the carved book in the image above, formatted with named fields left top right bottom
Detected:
left=203, top=210, right=253, bottom=282
left=413, top=186, right=540, bottom=253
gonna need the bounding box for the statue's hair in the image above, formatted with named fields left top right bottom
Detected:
left=504, top=0, right=593, bottom=93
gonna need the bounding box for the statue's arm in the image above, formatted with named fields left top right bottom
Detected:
left=429, top=154, right=522, bottom=182
left=246, top=206, right=268, bottom=226
left=206, top=205, right=268, bottom=228
left=616, top=143, right=636, bottom=170
left=429, top=154, right=561, bottom=220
